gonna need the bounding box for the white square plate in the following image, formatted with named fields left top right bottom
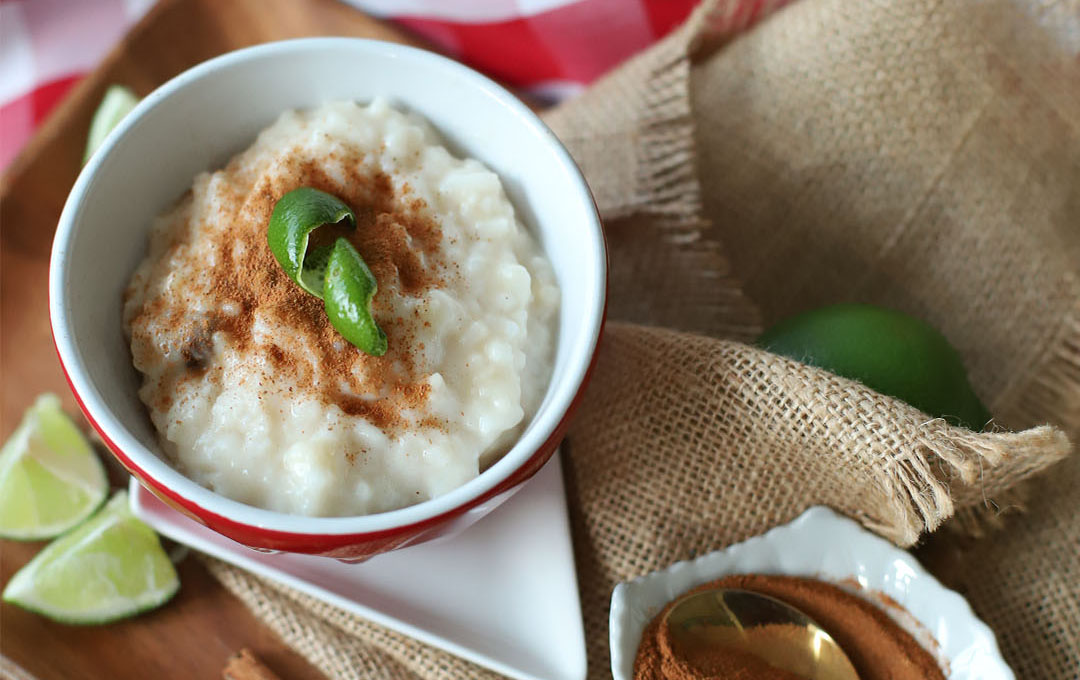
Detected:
left=131, top=454, right=585, bottom=680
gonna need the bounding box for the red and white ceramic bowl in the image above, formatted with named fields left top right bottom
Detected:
left=49, top=38, right=606, bottom=560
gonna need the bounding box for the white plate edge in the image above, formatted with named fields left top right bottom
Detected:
left=130, top=452, right=587, bottom=680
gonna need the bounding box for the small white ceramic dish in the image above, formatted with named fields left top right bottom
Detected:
left=131, top=454, right=586, bottom=680
left=609, top=506, right=1013, bottom=680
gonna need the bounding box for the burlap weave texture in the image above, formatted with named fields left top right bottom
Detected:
left=205, top=0, right=1079, bottom=677
left=691, top=0, right=1080, bottom=436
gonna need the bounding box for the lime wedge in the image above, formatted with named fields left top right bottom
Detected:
left=83, top=84, right=139, bottom=165
left=3, top=491, right=180, bottom=625
left=0, top=394, right=108, bottom=540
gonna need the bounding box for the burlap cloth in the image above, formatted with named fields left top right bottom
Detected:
left=203, top=0, right=1080, bottom=677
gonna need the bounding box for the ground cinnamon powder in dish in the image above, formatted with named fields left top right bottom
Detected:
left=633, top=574, right=945, bottom=680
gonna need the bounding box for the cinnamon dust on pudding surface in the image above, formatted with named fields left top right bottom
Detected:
left=123, top=99, right=561, bottom=516
left=133, top=148, right=449, bottom=432
left=633, top=574, right=945, bottom=680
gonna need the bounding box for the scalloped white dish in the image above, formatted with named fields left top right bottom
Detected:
left=610, top=506, right=1012, bottom=680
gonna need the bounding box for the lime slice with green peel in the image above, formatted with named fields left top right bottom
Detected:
left=3, top=491, right=180, bottom=625
left=324, top=237, right=388, bottom=356
left=0, top=394, right=108, bottom=540
left=83, top=84, right=139, bottom=165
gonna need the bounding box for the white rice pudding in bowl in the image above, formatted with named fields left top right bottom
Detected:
left=123, top=98, right=560, bottom=517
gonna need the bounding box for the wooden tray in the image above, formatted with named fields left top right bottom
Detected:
left=0, top=1, right=425, bottom=677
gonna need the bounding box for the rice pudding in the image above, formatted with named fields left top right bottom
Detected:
left=123, top=99, right=560, bottom=516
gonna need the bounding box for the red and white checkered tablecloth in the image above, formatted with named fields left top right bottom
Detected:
left=0, top=0, right=699, bottom=171
left=0, top=0, right=152, bottom=169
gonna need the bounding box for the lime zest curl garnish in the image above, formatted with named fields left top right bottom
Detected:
left=324, top=238, right=388, bottom=356
left=267, top=187, right=387, bottom=356
left=267, top=187, right=356, bottom=298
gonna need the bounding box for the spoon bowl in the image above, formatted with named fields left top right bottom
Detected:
left=664, top=588, right=859, bottom=680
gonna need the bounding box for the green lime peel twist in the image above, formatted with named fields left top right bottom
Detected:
left=267, top=187, right=388, bottom=356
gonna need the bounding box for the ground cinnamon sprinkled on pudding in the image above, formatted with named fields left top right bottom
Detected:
left=123, top=99, right=559, bottom=516
left=156, top=152, right=447, bottom=430
left=634, top=574, right=945, bottom=680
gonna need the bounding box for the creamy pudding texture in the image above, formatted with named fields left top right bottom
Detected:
left=123, top=99, right=559, bottom=516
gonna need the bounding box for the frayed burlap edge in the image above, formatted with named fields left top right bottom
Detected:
left=542, top=0, right=766, bottom=339
left=1005, top=305, right=1080, bottom=439
left=930, top=427, right=1071, bottom=536
left=949, top=299, right=1080, bottom=535
left=893, top=426, right=1070, bottom=542
left=542, top=4, right=705, bottom=222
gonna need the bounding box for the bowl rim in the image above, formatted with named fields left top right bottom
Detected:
left=49, top=37, right=606, bottom=536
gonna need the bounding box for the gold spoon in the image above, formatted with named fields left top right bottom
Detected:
left=663, top=588, right=859, bottom=680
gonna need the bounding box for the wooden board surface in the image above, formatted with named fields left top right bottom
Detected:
left=0, top=1, right=426, bottom=677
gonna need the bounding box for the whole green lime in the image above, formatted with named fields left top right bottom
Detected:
left=757, top=303, right=991, bottom=430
